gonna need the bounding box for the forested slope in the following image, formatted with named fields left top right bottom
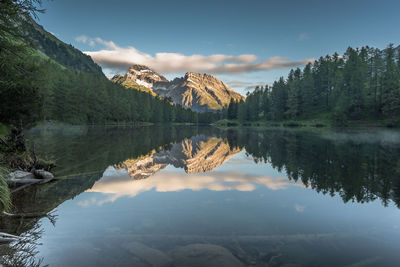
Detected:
left=0, top=7, right=215, bottom=126
left=227, top=45, right=400, bottom=126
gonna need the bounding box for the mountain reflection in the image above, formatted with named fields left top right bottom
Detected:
left=114, top=135, right=242, bottom=179
left=91, top=129, right=400, bottom=208
left=87, top=135, right=301, bottom=204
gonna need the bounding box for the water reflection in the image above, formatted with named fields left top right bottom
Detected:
left=1, top=126, right=400, bottom=266
left=114, top=135, right=242, bottom=179
left=225, top=128, right=400, bottom=207
left=90, top=128, right=400, bottom=208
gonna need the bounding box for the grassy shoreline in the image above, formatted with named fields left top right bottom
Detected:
left=212, top=119, right=397, bottom=129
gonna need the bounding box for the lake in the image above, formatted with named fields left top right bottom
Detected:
left=1, top=126, right=400, bottom=266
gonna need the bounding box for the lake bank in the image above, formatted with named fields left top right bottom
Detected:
left=212, top=118, right=398, bottom=128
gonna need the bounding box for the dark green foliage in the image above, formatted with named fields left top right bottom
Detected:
left=0, top=0, right=44, bottom=126
left=225, top=44, right=400, bottom=125
left=37, top=60, right=212, bottom=124
left=227, top=98, right=239, bottom=120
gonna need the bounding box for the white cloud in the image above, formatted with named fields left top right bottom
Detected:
left=75, top=36, right=314, bottom=75
left=75, top=35, right=89, bottom=43
left=75, top=35, right=101, bottom=47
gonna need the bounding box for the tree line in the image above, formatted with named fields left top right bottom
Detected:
left=37, top=61, right=217, bottom=125
left=227, top=44, right=400, bottom=125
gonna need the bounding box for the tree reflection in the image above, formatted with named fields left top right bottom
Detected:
left=227, top=129, right=400, bottom=207
left=0, top=212, right=57, bottom=267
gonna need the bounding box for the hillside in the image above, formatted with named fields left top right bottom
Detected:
left=24, top=17, right=104, bottom=75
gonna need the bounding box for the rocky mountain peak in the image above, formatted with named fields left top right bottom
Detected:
left=154, top=71, right=245, bottom=112
left=124, top=64, right=168, bottom=89
left=112, top=64, right=245, bottom=112
left=185, top=72, right=217, bottom=81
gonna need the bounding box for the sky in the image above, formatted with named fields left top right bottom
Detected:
left=35, top=0, right=400, bottom=95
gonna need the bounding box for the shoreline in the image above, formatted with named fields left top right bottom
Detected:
left=211, top=119, right=398, bottom=129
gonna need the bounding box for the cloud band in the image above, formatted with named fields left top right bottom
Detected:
left=76, top=36, right=314, bottom=75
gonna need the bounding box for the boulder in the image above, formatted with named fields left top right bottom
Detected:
left=122, top=241, right=172, bottom=267
left=34, top=169, right=54, bottom=180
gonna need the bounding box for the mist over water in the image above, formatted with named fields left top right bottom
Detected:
left=1, top=126, right=400, bottom=266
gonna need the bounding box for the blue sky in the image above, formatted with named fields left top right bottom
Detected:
left=36, top=0, right=400, bottom=95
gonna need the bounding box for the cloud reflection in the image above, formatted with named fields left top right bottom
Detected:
left=80, top=167, right=301, bottom=206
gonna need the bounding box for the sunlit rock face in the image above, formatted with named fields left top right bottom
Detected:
left=114, top=135, right=242, bottom=179
left=111, top=64, right=168, bottom=95
left=115, top=152, right=168, bottom=180
left=154, top=72, right=245, bottom=112
left=125, top=64, right=169, bottom=87
left=162, top=135, right=242, bottom=173
left=112, top=64, right=245, bottom=112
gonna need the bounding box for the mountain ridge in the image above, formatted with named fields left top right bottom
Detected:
left=113, top=65, right=245, bottom=112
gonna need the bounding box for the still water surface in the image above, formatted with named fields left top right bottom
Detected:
left=1, top=126, right=400, bottom=266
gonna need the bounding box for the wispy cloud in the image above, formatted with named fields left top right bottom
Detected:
left=298, top=33, right=309, bottom=41
left=227, top=80, right=255, bottom=88
left=75, top=35, right=96, bottom=47
left=76, top=36, right=314, bottom=75
left=226, top=80, right=266, bottom=92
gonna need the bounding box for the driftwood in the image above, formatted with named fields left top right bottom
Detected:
left=0, top=232, right=21, bottom=243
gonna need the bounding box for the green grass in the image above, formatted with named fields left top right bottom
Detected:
left=0, top=166, right=12, bottom=212
left=212, top=117, right=400, bottom=129
left=0, top=123, right=11, bottom=138
left=213, top=117, right=388, bottom=128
